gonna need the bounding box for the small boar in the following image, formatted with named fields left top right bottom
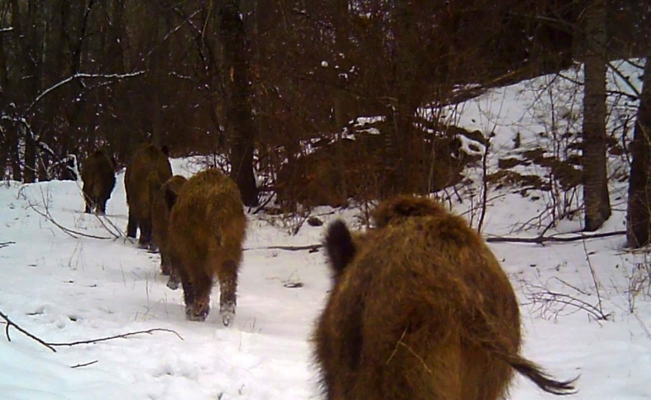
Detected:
left=167, top=168, right=247, bottom=326
left=314, top=195, right=577, bottom=400
left=124, top=143, right=172, bottom=248
left=81, top=150, right=116, bottom=214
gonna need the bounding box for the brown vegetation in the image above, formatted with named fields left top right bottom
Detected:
left=167, top=169, right=247, bottom=325
left=151, top=175, right=187, bottom=289
left=81, top=150, right=116, bottom=215
left=124, top=143, right=173, bottom=248
left=275, top=125, right=480, bottom=209
left=313, top=195, right=576, bottom=400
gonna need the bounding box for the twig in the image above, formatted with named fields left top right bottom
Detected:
left=93, top=214, right=123, bottom=239
left=0, top=241, right=16, bottom=249
left=251, top=193, right=275, bottom=215
left=538, top=207, right=582, bottom=238
left=521, top=280, right=611, bottom=321
left=581, top=233, right=605, bottom=318
left=245, top=244, right=323, bottom=252
left=46, top=328, right=184, bottom=347
left=27, top=201, right=111, bottom=240
left=633, top=312, right=651, bottom=341
left=245, top=229, right=626, bottom=252
left=485, top=230, right=625, bottom=244
left=387, top=328, right=433, bottom=375
left=523, top=289, right=610, bottom=321
left=386, top=328, right=408, bottom=365
left=26, top=71, right=145, bottom=114
left=0, top=310, right=57, bottom=352
left=71, top=360, right=98, bottom=369
left=1, top=310, right=183, bottom=353
left=476, top=133, right=491, bottom=234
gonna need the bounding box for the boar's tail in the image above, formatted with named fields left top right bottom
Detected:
left=493, top=347, right=578, bottom=395
left=462, top=304, right=578, bottom=395
left=324, top=220, right=356, bottom=276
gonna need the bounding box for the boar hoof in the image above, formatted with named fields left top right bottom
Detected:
left=166, top=276, right=180, bottom=290
left=220, top=302, right=236, bottom=326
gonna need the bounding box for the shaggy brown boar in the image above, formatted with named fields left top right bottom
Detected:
left=167, top=168, right=247, bottom=325
left=81, top=150, right=116, bottom=214
left=314, top=195, right=576, bottom=400
left=125, top=143, right=172, bottom=248
left=151, top=174, right=187, bottom=289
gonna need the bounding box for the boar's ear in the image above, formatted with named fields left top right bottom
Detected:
left=324, top=220, right=356, bottom=276
left=161, top=145, right=170, bottom=157
left=164, top=185, right=179, bottom=210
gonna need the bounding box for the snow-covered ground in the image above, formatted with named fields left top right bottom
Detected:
left=2, top=60, right=651, bottom=399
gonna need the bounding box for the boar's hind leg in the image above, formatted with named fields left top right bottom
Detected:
left=138, top=217, right=153, bottom=249
left=166, top=265, right=180, bottom=290
left=183, top=268, right=212, bottom=322
left=127, top=211, right=137, bottom=238
left=178, top=267, right=196, bottom=318
left=83, top=186, right=93, bottom=214
left=97, top=198, right=107, bottom=215
left=217, top=259, right=239, bottom=327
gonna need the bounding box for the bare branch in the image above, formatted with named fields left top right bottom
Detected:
left=0, top=242, right=15, bottom=249
left=1, top=310, right=183, bottom=353
left=0, top=310, right=57, bottom=352
left=608, top=61, right=642, bottom=98
left=485, top=230, right=625, bottom=244
left=27, top=201, right=111, bottom=240
left=520, top=282, right=611, bottom=321
left=71, top=360, right=98, bottom=369
left=26, top=71, right=145, bottom=114
left=245, top=244, right=322, bottom=252
left=47, top=328, right=184, bottom=347
left=581, top=232, right=605, bottom=318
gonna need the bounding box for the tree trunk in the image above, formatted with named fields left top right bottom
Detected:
left=582, top=0, right=611, bottom=231
left=332, top=0, right=350, bottom=203
left=388, top=0, right=423, bottom=197
left=626, top=58, right=651, bottom=247
left=219, top=0, right=259, bottom=207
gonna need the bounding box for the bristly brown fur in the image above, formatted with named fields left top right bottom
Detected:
left=151, top=175, right=187, bottom=288
left=167, top=168, right=247, bottom=325
left=372, top=194, right=446, bottom=228
left=81, top=150, right=116, bottom=215
left=124, top=143, right=172, bottom=249
left=314, top=195, right=577, bottom=400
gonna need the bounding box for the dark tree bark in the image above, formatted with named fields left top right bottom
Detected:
left=627, top=59, right=651, bottom=247
left=582, top=0, right=611, bottom=231
left=386, top=0, right=425, bottom=197
left=625, top=0, right=651, bottom=247
left=219, top=0, right=259, bottom=207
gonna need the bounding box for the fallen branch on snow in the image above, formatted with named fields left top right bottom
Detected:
left=0, top=310, right=183, bottom=354
left=71, top=360, right=99, bottom=369
left=0, top=241, right=15, bottom=249
left=245, top=230, right=626, bottom=253
left=245, top=244, right=322, bottom=252
left=27, top=201, right=111, bottom=240
left=484, top=230, right=626, bottom=244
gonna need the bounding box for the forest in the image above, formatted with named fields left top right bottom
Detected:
left=1, top=0, right=650, bottom=244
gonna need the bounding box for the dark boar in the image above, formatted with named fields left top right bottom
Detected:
left=151, top=175, right=187, bottom=289
left=314, top=195, right=576, bottom=400
left=167, top=168, right=247, bottom=326
left=124, top=143, right=172, bottom=248
left=81, top=150, right=116, bottom=214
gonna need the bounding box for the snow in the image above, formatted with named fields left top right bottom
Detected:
left=2, top=61, right=651, bottom=399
